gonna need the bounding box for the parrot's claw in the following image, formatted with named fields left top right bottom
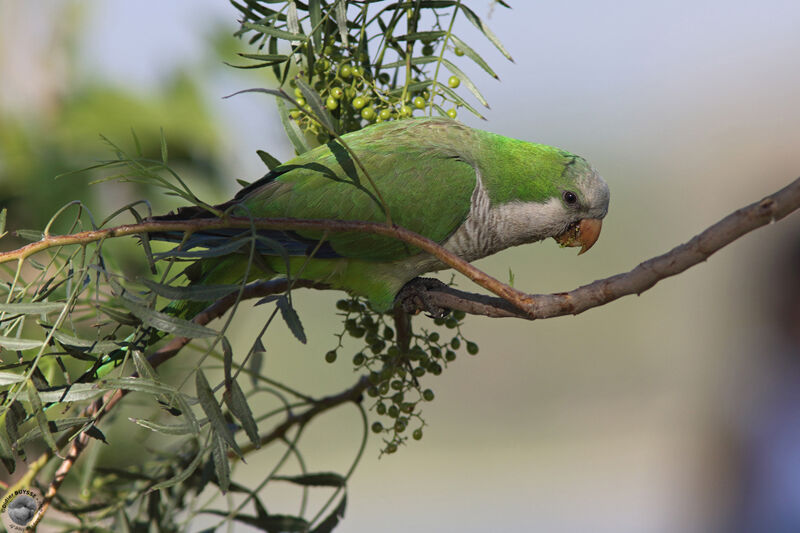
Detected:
left=396, top=277, right=451, bottom=318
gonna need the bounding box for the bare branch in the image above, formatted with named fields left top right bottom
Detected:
left=401, top=176, right=800, bottom=319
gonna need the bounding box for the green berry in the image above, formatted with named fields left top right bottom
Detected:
left=325, top=350, right=337, bottom=363
left=428, top=332, right=440, bottom=342
left=412, top=367, right=426, bottom=378
left=367, top=386, right=379, bottom=397
left=448, top=75, right=460, bottom=88
left=466, top=341, right=479, bottom=355
left=353, top=352, right=366, bottom=365
left=323, top=45, right=335, bottom=56
left=400, top=104, right=413, bottom=118
left=445, top=317, right=458, bottom=329
left=391, top=380, right=403, bottom=391
left=339, top=64, right=353, bottom=78
left=454, top=47, right=464, bottom=57
left=422, top=389, right=435, bottom=402
left=379, top=108, right=392, bottom=121
left=352, top=96, right=367, bottom=109
left=378, top=72, right=390, bottom=84
left=413, top=429, right=423, bottom=440
left=388, top=405, right=399, bottom=418
left=445, top=350, right=456, bottom=362
left=385, top=443, right=398, bottom=454
left=296, top=97, right=306, bottom=107
left=450, top=337, right=461, bottom=350
left=446, top=108, right=457, bottom=119
left=376, top=402, right=387, bottom=415
left=422, top=44, right=435, bottom=56
left=412, top=96, right=426, bottom=109
left=371, top=421, right=383, bottom=433
left=453, top=310, right=466, bottom=320
left=331, top=87, right=344, bottom=99
left=289, top=110, right=302, bottom=120
left=361, top=107, right=376, bottom=121
left=326, top=96, right=338, bottom=110
left=294, top=87, right=303, bottom=98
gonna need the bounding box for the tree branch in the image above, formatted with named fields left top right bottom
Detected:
left=401, top=176, right=800, bottom=318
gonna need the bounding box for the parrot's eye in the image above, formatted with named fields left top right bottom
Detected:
left=562, top=191, right=578, bottom=205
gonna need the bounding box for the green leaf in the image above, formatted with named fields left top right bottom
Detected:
left=256, top=149, right=282, bottom=171
left=37, top=383, right=104, bottom=403
left=0, top=208, right=7, bottom=239
left=277, top=295, right=306, bottom=344
left=241, top=22, right=308, bottom=42
left=27, top=381, right=60, bottom=456
left=52, top=330, right=123, bottom=353
left=295, top=77, right=338, bottom=135
left=201, top=510, right=310, bottom=532
left=212, top=431, right=231, bottom=493
left=311, top=493, right=346, bottom=533
left=0, top=372, right=25, bottom=385
left=450, top=34, right=498, bottom=79
left=248, top=339, right=266, bottom=388
left=334, top=0, right=348, bottom=47
left=0, top=426, right=15, bottom=474
left=14, top=229, right=43, bottom=242
left=237, top=52, right=290, bottom=63
left=277, top=96, right=311, bottom=155
left=196, top=370, right=243, bottom=457
left=153, top=237, right=250, bottom=260
left=309, top=0, right=323, bottom=50
left=16, top=417, right=90, bottom=447
left=459, top=4, right=514, bottom=62
left=392, top=30, right=446, bottom=41
left=140, top=278, right=239, bottom=302
left=148, top=440, right=204, bottom=492
left=132, top=351, right=157, bottom=381
left=440, top=57, right=489, bottom=107
left=225, top=379, right=260, bottom=449
left=122, top=299, right=218, bottom=338
left=130, top=417, right=194, bottom=436
left=0, top=335, right=43, bottom=351
left=437, top=84, right=486, bottom=119
left=160, top=128, right=168, bottom=164
left=0, top=302, right=66, bottom=315
left=222, top=337, right=233, bottom=386
left=274, top=472, right=346, bottom=487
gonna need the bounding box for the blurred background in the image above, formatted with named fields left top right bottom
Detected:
left=2, top=1, right=800, bottom=531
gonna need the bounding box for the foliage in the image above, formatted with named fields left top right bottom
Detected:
left=0, top=1, right=511, bottom=531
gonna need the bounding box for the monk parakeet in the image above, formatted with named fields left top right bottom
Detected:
left=152, top=117, right=609, bottom=312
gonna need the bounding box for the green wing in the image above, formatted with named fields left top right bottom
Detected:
left=235, top=119, right=478, bottom=261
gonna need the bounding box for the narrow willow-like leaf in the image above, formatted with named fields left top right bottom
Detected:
left=437, top=84, right=486, bottom=119
left=0, top=302, right=65, bottom=315
left=222, top=337, right=233, bottom=386
left=0, top=207, right=6, bottom=239
left=16, top=417, right=90, bottom=447
left=225, top=379, right=260, bottom=448
left=101, top=377, right=184, bottom=398
left=201, top=510, right=310, bottom=532
left=130, top=417, right=194, bottom=436
left=14, top=229, right=43, bottom=242
left=196, top=370, right=243, bottom=457
left=237, top=52, right=290, bottom=63
left=0, top=336, right=43, bottom=351
left=439, top=57, right=489, bottom=107
left=148, top=440, right=204, bottom=491
left=296, top=78, right=338, bottom=134
left=277, top=96, right=311, bottom=155
left=0, top=428, right=15, bottom=474
left=459, top=4, right=514, bottom=61
left=256, top=149, right=282, bottom=170
left=248, top=338, right=266, bottom=388
left=160, top=128, right=168, bottom=164
left=241, top=22, right=308, bottom=42
left=27, top=381, right=60, bottom=456
left=277, top=295, right=307, bottom=344
left=0, top=372, right=26, bottom=385
left=310, top=493, right=347, bottom=533
left=274, top=472, right=346, bottom=487
left=392, top=30, right=446, bottom=41
left=37, top=383, right=104, bottom=403
left=449, top=34, right=498, bottom=79
left=132, top=351, right=157, bottom=381
left=334, top=0, right=349, bottom=47
left=122, top=300, right=218, bottom=338
left=309, top=0, right=323, bottom=50
left=212, top=432, right=231, bottom=493
left=140, top=278, right=238, bottom=302
left=52, top=330, right=123, bottom=353
left=152, top=237, right=250, bottom=260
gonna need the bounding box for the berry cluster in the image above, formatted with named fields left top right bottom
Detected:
left=328, top=298, right=478, bottom=454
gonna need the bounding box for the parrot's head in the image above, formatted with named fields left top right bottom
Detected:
left=552, top=159, right=610, bottom=254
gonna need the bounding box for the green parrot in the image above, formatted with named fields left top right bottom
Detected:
left=151, top=117, right=609, bottom=313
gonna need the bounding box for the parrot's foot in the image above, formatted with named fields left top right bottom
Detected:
left=396, top=277, right=451, bottom=318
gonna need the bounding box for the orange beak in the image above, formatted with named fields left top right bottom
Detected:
left=554, top=218, right=603, bottom=255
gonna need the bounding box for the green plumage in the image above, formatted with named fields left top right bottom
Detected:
left=153, top=117, right=609, bottom=313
